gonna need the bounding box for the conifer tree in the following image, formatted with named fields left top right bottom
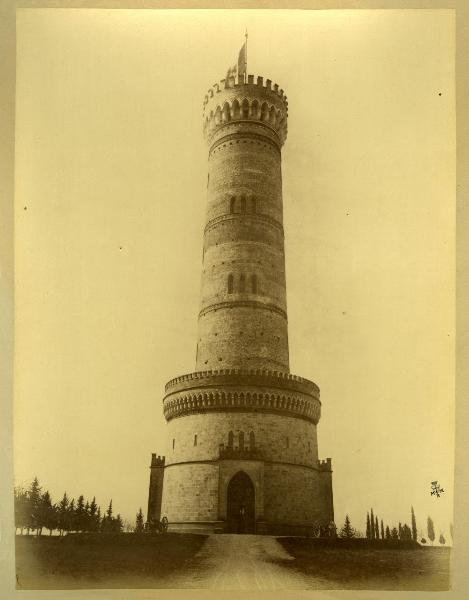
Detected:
left=401, top=523, right=412, bottom=540
left=439, top=533, right=445, bottom=545
left=380, top=519, right=385, bottom=540
left=366, top=512, right=371, bottom=539
left=411, top=506, right=417, bottom=542
left=27, top=477, right=42, bottom=535
left=370, top=508, right=375, bottom=539
left=84, top=501, right=90, bottom=532
left=385, top=525, right=391, bottom=539
left=75, top=495, right=86, bottom=532
left=57, top=492, right=69, bottom=536
left=96, top=506, right=102, bottom=532
left=102, top=500, right=114, bottom=533
left=88, top=497, right=99, bottom=532
left=67, top=499, right=75, bottom=533
left=427, top=516, right=435, bottom=546
left=135, top=508, right=145, bottom=534
left=38, top=490, right=57, bottom=536
left=115, top=514, right=123, bottom=533
left=339, top=515, right=357, bottom=538
left=391, top=527, right=399, bottom=540
left=398, top=522, right=403, bottom=539
left=14, top=486, right=29, bottom=535
left=375, top=516, right=379, bottom=539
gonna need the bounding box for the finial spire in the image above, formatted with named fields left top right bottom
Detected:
left=225, top=34, right=248, bottom=80
left=245, top=29, right=248, bottom=75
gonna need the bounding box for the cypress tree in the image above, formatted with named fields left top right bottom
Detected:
left=366, top=512, right=371, bottom=539
left=370, top=508, right=375, bottom=539
left=375, top=516, right=379, bottom=539
left=411, top=506, right=417, bottom=542
left=402, top=523, right=412, bottom=540
left=427, top=516, right=435, bottom=545
left=380, top=519, right=385, bottom=540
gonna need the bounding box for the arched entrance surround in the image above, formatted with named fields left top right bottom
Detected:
left=226, top=471, right=255, bottom=533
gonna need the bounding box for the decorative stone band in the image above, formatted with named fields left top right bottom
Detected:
left=209, top=128, right=282, bottom=156
left=163, top=458, right=331, bottom=473
left=209, top=121, right=282, bottom=153
left=163, top=370, right=321, bottom=425
left=204, top=212, right=284, bottom=236
left=198, top=299, right=287, bottom=320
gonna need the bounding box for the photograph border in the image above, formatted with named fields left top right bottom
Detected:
left=1, top=1, right=467, bottom=599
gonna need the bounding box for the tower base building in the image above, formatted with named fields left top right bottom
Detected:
left=147, top=51, right=333, bottom=535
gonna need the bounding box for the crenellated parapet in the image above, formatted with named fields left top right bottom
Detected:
left=203, top=74, right=288, bottom=146
left=165, top=369, right=319, bottom=396
left=218, top=443, right=263, bottom=461
left=150, top=453, right=165, bottom=468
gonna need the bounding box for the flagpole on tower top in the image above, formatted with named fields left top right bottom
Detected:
left=245, top=29, right=248, bottom=75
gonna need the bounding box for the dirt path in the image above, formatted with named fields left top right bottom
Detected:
left=168, top=534, right=315, bottom=590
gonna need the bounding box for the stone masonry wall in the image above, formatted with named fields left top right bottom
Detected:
left=163, top=411, right=319, bottom=467
left=195, top=108, right=289, bottom=373
left=160, top=463, right=219, bottom=523
left=263, top=464, right=332, bottom=525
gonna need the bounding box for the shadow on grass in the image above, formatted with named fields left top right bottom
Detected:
left=15, top=533, right=208, bottom=589
left=276, top=537, right=451, bottom=591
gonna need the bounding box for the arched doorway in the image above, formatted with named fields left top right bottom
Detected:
left=226, top=471, right=255, bottom=534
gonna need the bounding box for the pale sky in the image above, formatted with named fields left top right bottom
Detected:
left=15, top=8, right=454, bottom=538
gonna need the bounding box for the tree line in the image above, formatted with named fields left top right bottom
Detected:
left=14, top=477, right=124, bottom=536
left=337, top=507, right=451, bottom=544
left=15, top=477, right=452, bottom=543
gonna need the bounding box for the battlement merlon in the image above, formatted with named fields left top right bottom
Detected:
left=150, top=453, right=166, bottom=468
left=203, top=74, right=287, bottom=108
left=202, top=74, right=288, bottom=146
left=318, top=458, right=332, bottom=472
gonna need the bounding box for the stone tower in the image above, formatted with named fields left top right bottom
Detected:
left=148, top=56, right=333, bottom=535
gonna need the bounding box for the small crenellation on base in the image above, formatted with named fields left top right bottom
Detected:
left=147, top=454, right=165, bottom=524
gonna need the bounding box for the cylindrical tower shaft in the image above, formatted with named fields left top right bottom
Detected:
left=196, top=75, right=289, bottom=372
left=153, top=66, right=333, bottom=537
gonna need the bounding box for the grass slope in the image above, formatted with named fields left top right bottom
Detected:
left=15, top=533, right=207, bottom=589
left=277, top=537, right=451, bottom=591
